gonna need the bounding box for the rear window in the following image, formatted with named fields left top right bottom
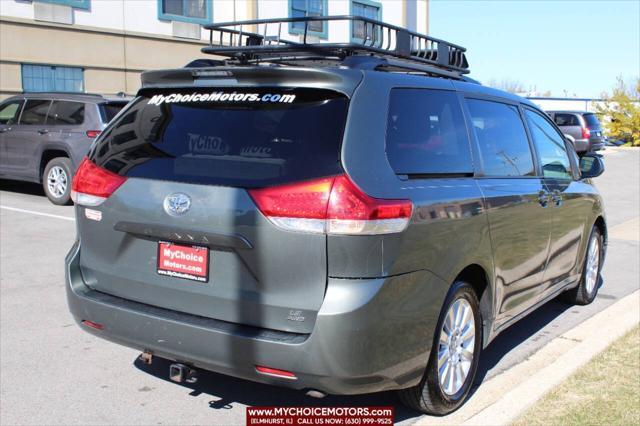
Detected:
left=99, top=102, right=127, bottom=124
left=582, top=113, right=601, bottom=129
left=553, top=113, right=580, bottom=126
left=385, top=89, right=473, bottom=175
left=47, top=100, right=84, bottom=125
left=89, top=88, right=348, bottom=188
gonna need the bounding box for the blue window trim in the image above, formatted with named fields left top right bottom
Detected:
left=21, top=63, right=85, bottom=93
left=350, top=0, right=382, bottom=43
left=288, top=0, right=329, bottom=39
left=157, top=0, right=213, bottom=26
left=35, top=0, right=90, bottom=10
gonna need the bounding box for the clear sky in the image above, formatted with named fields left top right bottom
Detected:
left=429, top=0, right=640, bottom=98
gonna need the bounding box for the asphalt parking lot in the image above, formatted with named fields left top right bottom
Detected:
left=1, top=148, right=638, bottom=425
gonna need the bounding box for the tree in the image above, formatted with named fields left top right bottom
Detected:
left=486, top=78, right=526, bottom=94
left=595, top=77, right=640, bottom=147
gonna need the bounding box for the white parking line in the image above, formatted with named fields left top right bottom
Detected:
left=0, top=205, right=75, bottom=222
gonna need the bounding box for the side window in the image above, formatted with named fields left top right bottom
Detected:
left=290, top=0, right=327, bottom=36
left=466, top=99, right=535, bottom=177
left=158, top=0, right=211, bottom=25
left=525, top=109, right=573, bottom=180
left=0, top=100, right=23, bottom=125
left=385, top=89, right=473, bottom=175
left=19, top=100, right=51, bottom=126
left=47, top=101, right=85, bottom=125
left=554, top=113, right=579, bottom=126
left=351, top=1, right=382, bottom=41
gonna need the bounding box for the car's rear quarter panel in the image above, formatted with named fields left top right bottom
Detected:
left=332, top=72, right=495, bottom=339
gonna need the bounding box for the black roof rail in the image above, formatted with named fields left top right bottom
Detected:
left=20, top=91, right=104, bottom=97
left=202, top=16, right=469, bottom=76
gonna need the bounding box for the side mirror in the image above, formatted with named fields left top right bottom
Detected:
left=580, top=154, right=605, bottom=178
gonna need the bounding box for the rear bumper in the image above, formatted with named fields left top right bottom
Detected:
left=574, top=138, right=604, bottom=153
left=573, top=139, right=590, bottom=153
left=65, top=241, right=448, bottom=395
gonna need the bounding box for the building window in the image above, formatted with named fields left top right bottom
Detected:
left=289, top=0, right=328, bottom=38
left=158, top=0, right=212, bottom=25
left=22, top=64, right=84, bottom=93
left=35, top=0, right=90, bottom=9
left=351, top=0, right=382, bottom=42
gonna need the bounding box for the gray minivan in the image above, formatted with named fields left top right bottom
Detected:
left=0, top=93, right=129, bottom=204
left=65, top=16, right=607, bottom=415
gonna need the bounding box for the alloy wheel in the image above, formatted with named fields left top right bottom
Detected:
left=585, top=235, right=600, bottom=294
left=47, top=166, right=68, bottom=199
left=437, top=298, right=476, bottom=396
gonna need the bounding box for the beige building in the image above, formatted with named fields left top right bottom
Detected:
left=0, top=0, right=429, bottom=100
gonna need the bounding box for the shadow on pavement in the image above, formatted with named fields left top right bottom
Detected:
left=0, top=179, right=46, bottom=197
left=133, top=295, right=574, bottom=423
left=473, top=297, right=572, bottom=388
left=134, top=357, right=419, bottom=422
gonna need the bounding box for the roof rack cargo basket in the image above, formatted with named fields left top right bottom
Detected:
left=202, top=15, right=469, bottom=74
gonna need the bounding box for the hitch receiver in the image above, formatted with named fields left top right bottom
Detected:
left=169, top=363, right=198, bottom=384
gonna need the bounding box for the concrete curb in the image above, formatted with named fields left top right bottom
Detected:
left=415, top=290, right=640, bottom=426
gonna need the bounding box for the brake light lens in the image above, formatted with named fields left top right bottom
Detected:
left=249, top=174, right=412, bottom=235
left=255, top=365, right=297, bottom=379
left=81, top=320, right=104, bottom=330
left=71, top=158, right=127, bottom=206
left=86, top=130, right=102, bottom=138
left=582, top=127, right=591, bottom=139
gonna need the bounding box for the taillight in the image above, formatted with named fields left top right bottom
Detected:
left=582, top=127, right=591, bottom=139
left=71, top=158, right=127, bottom=206
left=249, top=174, right=412, bottom=235
left=86, top=130, right=102, bottom=138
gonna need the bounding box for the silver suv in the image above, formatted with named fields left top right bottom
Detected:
left=0, top=93, right=129, bottom=204
left=548, top=111, right=605, bottom=153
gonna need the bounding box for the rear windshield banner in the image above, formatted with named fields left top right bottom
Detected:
left=141, top=88, right=344, bottom=107
left=148, top=91, right=296, bottom=106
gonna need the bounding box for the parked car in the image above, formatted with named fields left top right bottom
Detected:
left=548, top=110, right=605, bottom=153
left=0, top=92, right=130, bottom=204
left=606, top=138, right=626, bottom=147
left=65, top=16, right=607, bottom=416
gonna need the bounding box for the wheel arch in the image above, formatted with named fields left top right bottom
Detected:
left=39, top=149, right=70, bottom=183
left=594, top=215, right=607, bottom=245
left=455, top=264, right=493, bottom=348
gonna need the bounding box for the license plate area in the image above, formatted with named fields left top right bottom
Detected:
left=157, top=241, right=209, bottom=283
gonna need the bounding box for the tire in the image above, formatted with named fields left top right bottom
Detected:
left=42, top=157, right=73, bottom=205
left=398, top=280, right=482, bottom=415
left=564, top=226, right=603, bottom=305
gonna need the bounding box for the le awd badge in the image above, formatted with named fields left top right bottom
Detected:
left=287, top=310, right=305, bottom=322
left=85, top=208, right=102, bottom=222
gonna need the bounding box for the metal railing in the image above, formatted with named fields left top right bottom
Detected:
left=202, top=16, right=469, bottom=74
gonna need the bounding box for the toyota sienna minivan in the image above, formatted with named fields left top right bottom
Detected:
left=66, top=16, right=607, bottom=415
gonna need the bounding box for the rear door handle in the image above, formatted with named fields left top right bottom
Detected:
left=538, top=190, right=550, bottom=208
left=37, top=129, right=49, bottom=135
